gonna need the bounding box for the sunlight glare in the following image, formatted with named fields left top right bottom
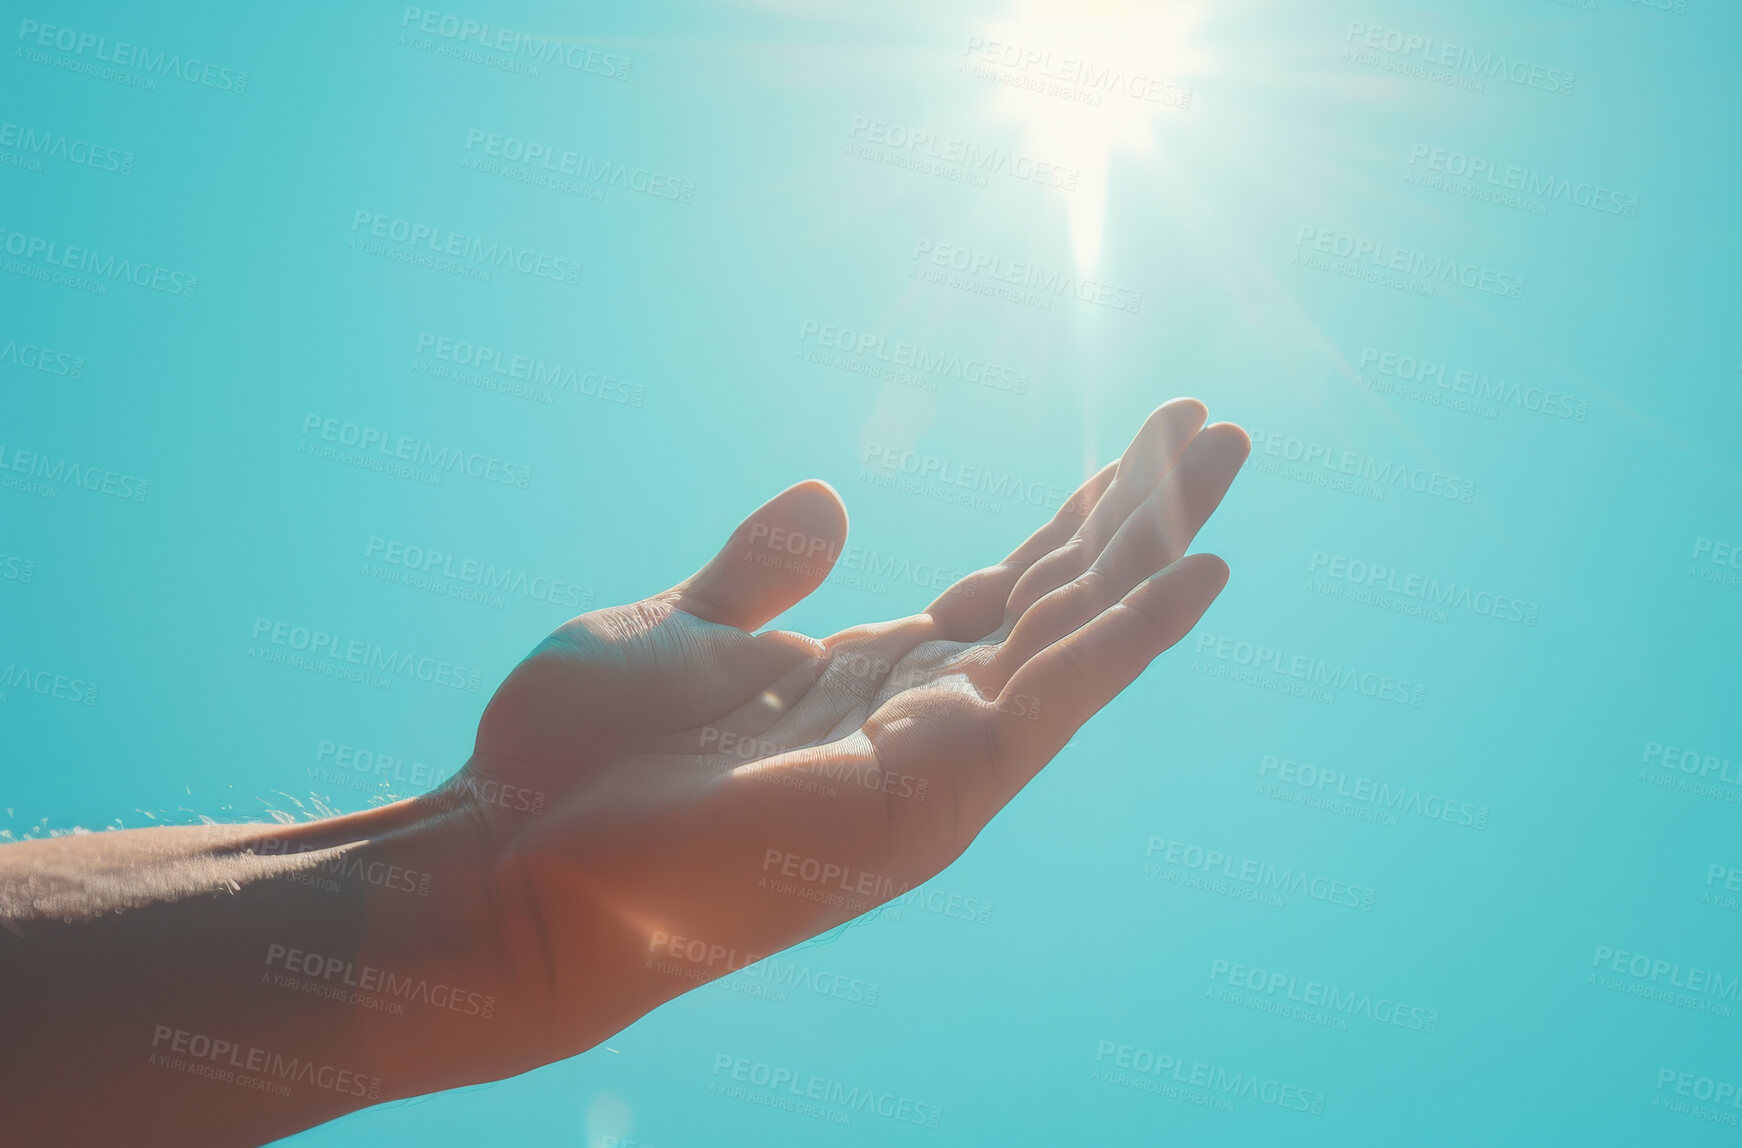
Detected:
left=967, top=0, right=1212, bottom=274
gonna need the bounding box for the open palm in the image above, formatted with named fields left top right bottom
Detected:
left=452, top=400, right=1248, bottom=1058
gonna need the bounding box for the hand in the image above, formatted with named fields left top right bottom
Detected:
left=451, top=399, right=1250, bottom=1066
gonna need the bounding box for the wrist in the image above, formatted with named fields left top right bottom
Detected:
left=247, top=792, right=539, bottom=1095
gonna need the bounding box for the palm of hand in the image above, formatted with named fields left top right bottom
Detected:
left=455, top=401, right=1248, bottom=1045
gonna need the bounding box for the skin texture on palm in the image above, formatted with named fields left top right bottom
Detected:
left=454, top=399, right=1251, bottom=1062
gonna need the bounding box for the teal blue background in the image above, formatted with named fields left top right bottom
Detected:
left=5, top=0, right=1740, bottom=1143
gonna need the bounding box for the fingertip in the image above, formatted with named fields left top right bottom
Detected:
left=1161, top=396, right=1209, bottom=421
left=1111, top=399, right=1211, bottom=490
left=1185, top=552, right=1231, bottom=592
left=1149, top=397, right=1209, bottom=437
left=1199, top=421, right=1252, bottom=462
left=1153, top=552, right=1229, bottom=599
left=677, top=480, right=850, bottom=630
left=790, top=477, right=841, bottom=500
left=767, top=480, right=848, bottom=556
left=786, top=479, right=848, bottom=528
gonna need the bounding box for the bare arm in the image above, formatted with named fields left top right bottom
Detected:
left=0, top=401, right=1247, bottom=1147
left=0, top=795, right=541, bottom=1147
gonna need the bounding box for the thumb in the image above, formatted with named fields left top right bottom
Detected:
left=671, top=480, right=849, bottom=630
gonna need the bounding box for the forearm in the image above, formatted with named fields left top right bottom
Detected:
left=0, top=793, right=542, bottom=1147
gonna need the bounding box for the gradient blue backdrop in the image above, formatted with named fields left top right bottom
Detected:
left=5, top=0, right=1740, bottom=1143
